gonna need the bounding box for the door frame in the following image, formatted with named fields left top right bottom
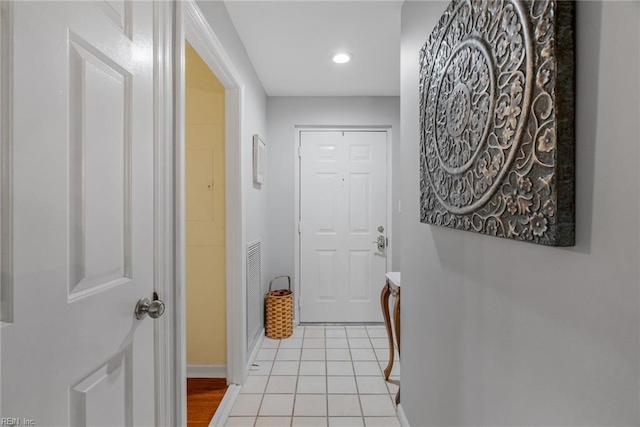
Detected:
left=294, top=127, right=394, bottom=323
left=154, top=1, right=177, bottom=425
left=0, top=0, right=13, bottom=326
left=166, top=0, right=247, bottom=424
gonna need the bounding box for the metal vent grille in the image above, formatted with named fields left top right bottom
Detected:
left=246, top=240, right=262, bottom=353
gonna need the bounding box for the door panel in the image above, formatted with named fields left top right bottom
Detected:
left=316, top=250, right=338, bottom=301
left=97, top=1, right=132, bottom=38
left=316, top=173, right=339, bottom=233
left=2, top=2, right=157, bottom=424
left=349, top=173, right=371, bottom=233
left=348, top=250, right=371, bottom=301
left=70, top=345, right=133, bottom=427
left=69, top=34, right=132, bottom=298
left=300, top=131, right=387, bottom=322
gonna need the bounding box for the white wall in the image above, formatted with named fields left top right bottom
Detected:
left=196, top=1, right=269, bottom=333
left=266, top=97, right=401, bottom=296
left=400, top=1, right=640, bottom=425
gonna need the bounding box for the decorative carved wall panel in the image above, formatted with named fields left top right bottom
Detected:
left=419, top=0, right=575, bottom=246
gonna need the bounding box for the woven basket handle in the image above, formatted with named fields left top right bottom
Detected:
left=269, top=275, right=291, bottom=292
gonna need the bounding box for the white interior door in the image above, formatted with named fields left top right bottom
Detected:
left=300, top=131, right=387, bottom=323
left=2, top=2, right=158, bottom=425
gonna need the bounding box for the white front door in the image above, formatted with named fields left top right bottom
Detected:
left=2, top=2, right=158, bottom=425
left=300, top=131, right=388, bottom=323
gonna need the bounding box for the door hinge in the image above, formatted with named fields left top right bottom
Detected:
left=298, top=222, right=301, bottom=233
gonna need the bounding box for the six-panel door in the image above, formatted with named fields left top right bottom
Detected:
left=300, top=131, right=388, bottom=323
left=2, top=2, right=157, bottom=425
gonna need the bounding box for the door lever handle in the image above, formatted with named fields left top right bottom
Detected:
left=372, top=235, right=386, bottom=250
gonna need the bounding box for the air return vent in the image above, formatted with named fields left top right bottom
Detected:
left=246, top=240, right=262, bottom=353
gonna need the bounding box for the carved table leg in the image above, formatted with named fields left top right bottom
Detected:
left=380, top=281, right=394, bottom=380
left=393, top=288, right=400, bottom=357
left=392, top=288, right=401, bottom=404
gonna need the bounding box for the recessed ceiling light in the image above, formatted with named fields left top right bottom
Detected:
left=332, top=52, right=352, bottom=64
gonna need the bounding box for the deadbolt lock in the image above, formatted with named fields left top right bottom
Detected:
left=373, top=235, right=386, bottom=250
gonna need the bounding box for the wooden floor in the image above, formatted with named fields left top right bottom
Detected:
left=187, top=378, right=228, bottom=427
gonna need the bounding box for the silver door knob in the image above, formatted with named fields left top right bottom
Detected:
left=135, top=297, right=165, bottom=320
left=373, top=235, right=386, bottom=250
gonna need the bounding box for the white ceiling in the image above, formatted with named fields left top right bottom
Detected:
left=223, top=1, right=402, bottom=97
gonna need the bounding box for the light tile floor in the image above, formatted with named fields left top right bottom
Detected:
left=225, top=325, right=401, bottom=427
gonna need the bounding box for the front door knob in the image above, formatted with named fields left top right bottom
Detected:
left=135, top=297, right=165, bottom=319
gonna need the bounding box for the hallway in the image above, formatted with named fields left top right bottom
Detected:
left=225, top=325, right=401, bottom=427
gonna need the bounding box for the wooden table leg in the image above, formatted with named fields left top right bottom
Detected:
left=392, top=289, right=401, bottom=404
left=380, top=282, right=394, bottom=380
left=393, top=289, right=400, bottom=357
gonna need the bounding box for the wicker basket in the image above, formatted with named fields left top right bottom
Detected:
left=265, top=275, right=293, bottom=339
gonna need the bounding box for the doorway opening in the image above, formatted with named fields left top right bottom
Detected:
left=184, top=41, right=229, bottom=424
left=176, top=1, right=247, bottom=424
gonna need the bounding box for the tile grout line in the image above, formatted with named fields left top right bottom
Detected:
left=231, top=325, right=399, bottom=427
left=377, top=326, right=398, bottom=417
left=348, top=326, right=367, bottom=427
left=371, top=325, right=400, bottom=416
left=289, top=326, right=304, bottom=427
left=373, top=324, right=401, bottom=418
left=369, top=325, right=392, bottom=402
left=324, top=326, right=329, bottom=427
left=370, top=325, right=397, bottom=399
left=253, top=338, right=278, bottom=427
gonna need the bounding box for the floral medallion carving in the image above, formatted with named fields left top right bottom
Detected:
left=419, top=0, right=575, bottom=246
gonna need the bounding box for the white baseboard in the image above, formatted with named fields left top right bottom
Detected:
left=397, top=403, right=410, bottom=427
left=208, top=384, right=240, bottom=427
left=210, top=329, right=264, bottom=426
left=187, top=364, right=227, bottom=378
left=245, top=328, right=265, bottom=376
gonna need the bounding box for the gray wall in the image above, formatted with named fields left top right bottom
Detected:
left=197, top=1, right=270, bottom=334
left=197, top=0, right=268, bottom=246
left=266, top=97, right=401, bottom=293
left=400, top=1, right=640, bottom=425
